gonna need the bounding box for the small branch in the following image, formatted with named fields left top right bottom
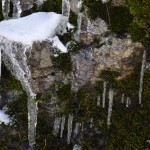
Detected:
left=106, top=4, right=111, bottom=26
left=43, top=138, right=47, bottom=150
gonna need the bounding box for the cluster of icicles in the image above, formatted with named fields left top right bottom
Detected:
left=0, top=0, right=147, bottom=149
left=52, top=49, right=147, bottom=146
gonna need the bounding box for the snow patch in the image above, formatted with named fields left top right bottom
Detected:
left=49, top=36, right=67, bottom=53
left=0, top=12, right=67, bottom=46
left=0, top=110, right=11, bottom=125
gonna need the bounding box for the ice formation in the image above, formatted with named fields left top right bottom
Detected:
left=102, top=81, right=107, bottom=108
left=62, top=0, right=70, bottom=18
left=0, top=12, right=68, bottom=148
left=12, top=0, right=22, bottom=18
left=139, top=50, right=146, bottom=105
left=67, top=114, right=73, bottom=144
left=60, top=116, right=66, bottom=138
left=107, top=88, right=113, bottom=127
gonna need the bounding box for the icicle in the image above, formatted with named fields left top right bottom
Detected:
left=67, top=114, right=73, bottom=144
left=76, top=60, right=79, bottom=70
left=75, top=0, right=83, bottom=41
left=73, top=122, right=80, bottom=137
left=87, top=19, right=91, bottom=32
left=12, top=0, right=22, bottom=18
left=107, top=88, right=113, bottom=127
left=121, top=93, right=124, bottom=104
left=90, top=118, right=93, bottom=128
left=139, top=50, right=146, bottom=105
left=53, top=117, right=61, bottom=135
left=97, top=95, right=101, bottom=106
left=60, top=116, right=65, bottom=138
left=62, top=0, right=70, bottom=18
left=102, top=81, right=107, bottom=108
left=81, top=123, right=84, bottom=131
left=73, top=144, right=82, bottom=150
left=0, top=38, right=37, bottom=148
left=126, top=97, right=129, bottom=107
left=28, top=97, right=38, bottom=147
left=101, top=0, right=110, bottom=4
left=2, top=0, right=10, bottom=19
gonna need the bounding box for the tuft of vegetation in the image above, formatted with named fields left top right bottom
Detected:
left=126, top=0, right=150, bottom=47
left=52, top=52, right=73, bottom=74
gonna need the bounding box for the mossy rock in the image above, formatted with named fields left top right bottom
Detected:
left=84, top=0, right=133, bottom=34
left=52, top=52, right=72, bottom=74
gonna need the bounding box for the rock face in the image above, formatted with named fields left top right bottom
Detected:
left=72, top=33, right=143, bottom=90
left=28, top=41, right=55, bottom=93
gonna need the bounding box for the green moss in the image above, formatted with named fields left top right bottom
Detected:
left=99, top=70, right=121, bottom=82
left=6, top=92, right=28, bottom=129
left=57, top=82, right=72, bottom=102
left=69, top=10, right=78, bottom=28
left=52, top=52, right=72, bottom=74
left=41, top=0, right=61, bottom=13
left=84, top=0, right=133, bottom=34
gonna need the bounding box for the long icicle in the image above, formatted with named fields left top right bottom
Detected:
left=60, top=116, right=65, bottom=138
left=2, top=0, right=10, bottom=19
left=102, top=81, right=107, bottom=108
left=107, top=88, right=113, bottom=127
left=12, top=0, right=22, bottom=18
left=139, top=50, right=146, bottom=105
left=62, top=0, right=70, bottom=18
left=67, top=114, right=73, bottom=144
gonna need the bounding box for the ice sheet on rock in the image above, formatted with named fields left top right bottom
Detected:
left=0, top=109, right=11, bottom=125
left=0, top=12, right=67, bottom=46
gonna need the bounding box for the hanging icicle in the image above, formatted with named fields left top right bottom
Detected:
left=102, top=81, right=107, bottom=108
left=126, top=97, right=129, bottom=107
left=28, top=97, right=38, bottom=147
left=12, top=0, right=22, bottom=18
left=53, top=117, right=61, bottom=135
left=90, top=118, right=93, bottom=128
left=121, top=93, right=124, bottom=104
left=73, top=122, right=80, bottom=138
left=97, top=95, right=101, bottom=106
left=75, top=0, right=83, bottom=41
left=62, top=0, right=70, bottom=18
left=2, top=0, right=10, bottom=19
left=60, top=116, right=65, bottom=138
left=139, top=50, right=146, bottom=105
left=67, top=114, right=73, bottom=144
left=107, top=88, right=113, bottom=127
